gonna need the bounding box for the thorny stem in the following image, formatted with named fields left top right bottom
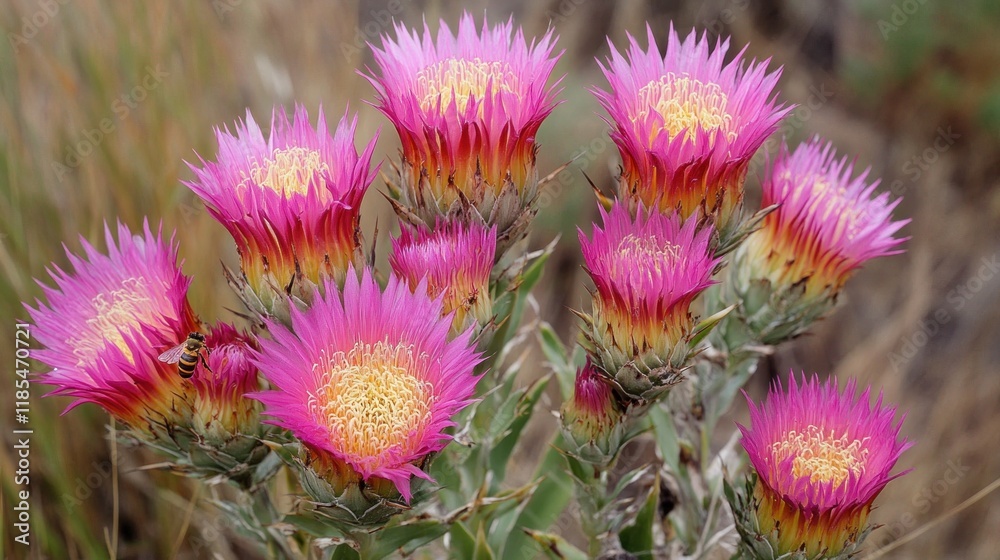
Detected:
left=573, top=463, right=612, bottom=558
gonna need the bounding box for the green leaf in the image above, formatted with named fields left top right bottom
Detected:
left=538, top=322, right=576, bottom=400
left=689, top=304, right=735, bottom=348
left=449, top=522, right=477, bottom=560
left=367, top=519, right=448, bottom=559
left=328, top=544, right=361, bottom=560
left=486, top=490, right=535, bottom=555
left=522, top=529, right=589, bottom=560
left=489, top=377, right=550, bottom=484
left=492, top=239, right=555, bottom=353
left=619, top=473, right=659, bottom=560
left=609, top=464, right=652, bottom=502
left=262, top=440, right=301, bottom=466
left=280, top=514, right=348, bottom=538
left=473, top=524, right=497, bottom=560
left=251, top=449, right=284, bottom=486
left=501, top=436, right=575, bottom=560
left=650, top=406, right=680, bottom=475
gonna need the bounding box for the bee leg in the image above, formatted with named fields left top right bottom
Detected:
left=200, top=351, right=214, bottom=373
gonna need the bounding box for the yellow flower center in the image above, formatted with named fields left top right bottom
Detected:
left=635, top=73, right=735, bottom=143
left=773, top=425, right=870, bottom=487
left=417, top=57, right=519, bottom=114
left=74, top=277, right=152, bottom=365
left=247, top=147, right=331, bottom=200
left=617, top=234, right=682, bottom=273
left=315, top=341, right=433, bottom=460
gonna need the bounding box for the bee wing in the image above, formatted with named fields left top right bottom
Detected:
left=158, top=343, right=186, bottom=364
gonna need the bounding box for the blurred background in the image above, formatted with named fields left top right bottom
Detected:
left=2, top=1, right=998, bottom=558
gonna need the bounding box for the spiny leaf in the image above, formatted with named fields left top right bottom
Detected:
left=522, top=529, right=589, bottom=560
left=473, top=524, right=497, bottom=560
left=619, top=473, right=660, bottom=560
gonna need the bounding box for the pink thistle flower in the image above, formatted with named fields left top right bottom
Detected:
left=738, top=374, right=911, bottom=557
left=186, top=105, right=378, bottom=318
left=25, top=221, right=201, bottom=429
left=367, top=13, right=561, bottom=250
left=579, top=204, right=720, bottom=394
left=594, top=25, right=789, bottom=233
left=740, top=137, right=909, bottom=298
left=389, top=220, right=497, bottom=332
left=251, top=269, right=483, bottom=503
left=189, top=323, right=261, bottom=439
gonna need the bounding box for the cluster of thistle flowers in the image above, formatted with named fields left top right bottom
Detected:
left=26, top=13, right=560, bottom=533
left=556, top=25, right=913, bottom=558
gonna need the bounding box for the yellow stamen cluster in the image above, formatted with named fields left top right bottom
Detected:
left=315, top=341, right=433, bottom=460
left=75, top=277, right=151, bottom=365
left=772, top=425, right=870, bottom=487
left=635, top=74, right=735, bottom=144
left=617, top=233, right=682, bottom=272
left=417, top=57, right=519, bottom=115
left=247, top=147, right=331, bottom=200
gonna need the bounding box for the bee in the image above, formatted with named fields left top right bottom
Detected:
left=158, top=332, right=212, bottom=379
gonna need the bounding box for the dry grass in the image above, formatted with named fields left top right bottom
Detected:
left=1, top=1, right=998, bottom=558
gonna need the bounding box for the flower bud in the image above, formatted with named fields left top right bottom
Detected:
left=390, top=220, right=497, bottom=334
left=560, top=360, right=627, bottom=466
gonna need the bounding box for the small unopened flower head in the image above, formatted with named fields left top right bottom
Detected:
left=595, top=24, right=788, bottom=235
left=252, top=269, right=483, bottom=516
left=579, top=204, right=719, bottom=398
left=26, top=221, right=200, bottom=431
left=186, top=105, right=378, bottom=321
left=560, top=359, right=626, bottom=465
left=189, top=323, right=261, bottom=440
left=390, top=220, right=497, bottom=333
left=739, top=137, right=909, bottom=298
left=368, top=12, right=561, bottom=260
left=736, top=374, right=911, bottom=558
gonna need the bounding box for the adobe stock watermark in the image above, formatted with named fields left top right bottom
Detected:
left=765, top=82, right=834, bottom=152
left=51, top=64, right=169, bottom=183
left=339, top=0, right=409, bottom=62
left=877, top=0, right=929, bottom=40
left=211, top=0, right=243, bottom=19
left=869, top=458, right=971, bottom=553
left=544, top=0, right=588, bottom=24
left=701, top=0, right=750, bottom=38
left=888, top=252, right=1000, bottom=371
left=61, top=460, right=113, bottom=510
left=7, top=0, right=70, bottom=55
left=887, top=126, right=960, bottom=199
